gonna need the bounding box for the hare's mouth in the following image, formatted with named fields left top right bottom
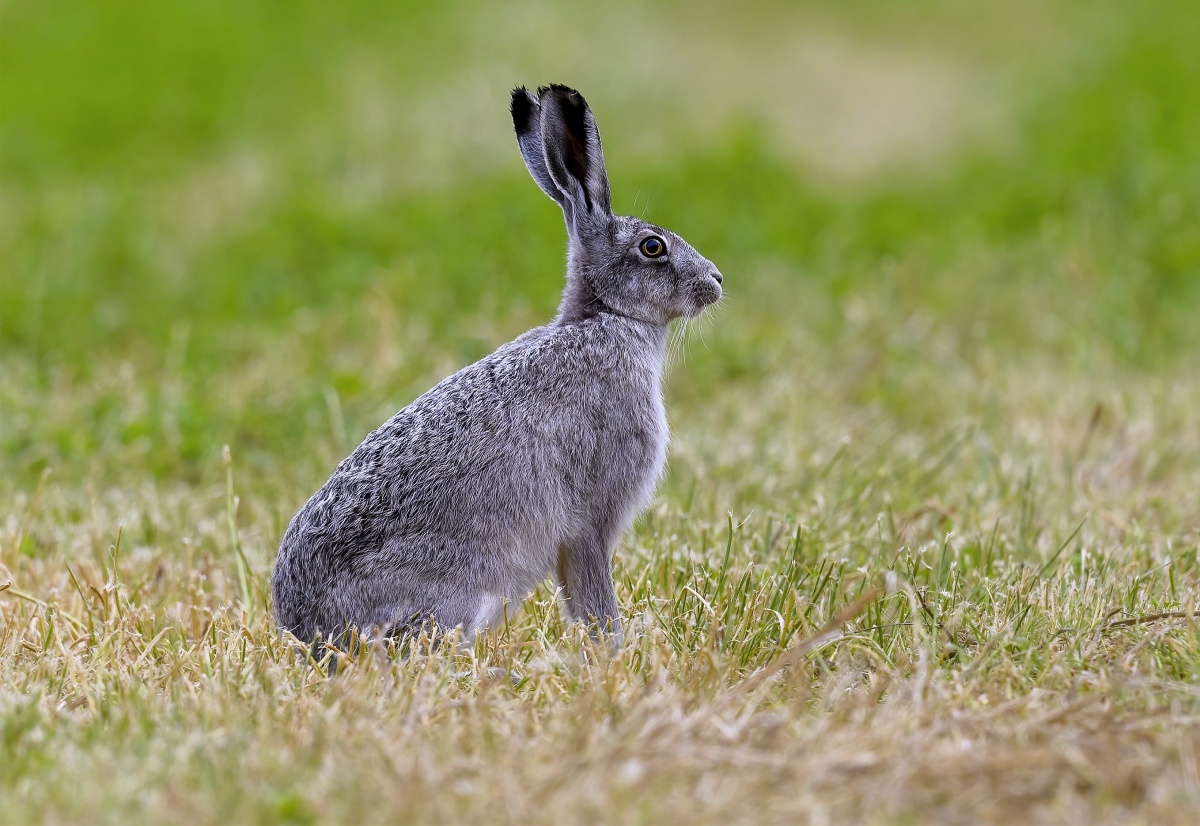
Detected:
left=683, top=288, right=722, bottom=318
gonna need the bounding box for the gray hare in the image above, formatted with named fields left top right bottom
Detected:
left=271, top=84, right=723, bottom=646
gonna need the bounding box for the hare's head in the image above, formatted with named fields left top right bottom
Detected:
left=511, top=85, right=723, bottom=325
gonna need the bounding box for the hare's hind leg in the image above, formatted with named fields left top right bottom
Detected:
left=388, top=590, right=506, bottom=649
left=460, top=591, right=507, bottom=646
left=556, top=536, right=622, bottom=645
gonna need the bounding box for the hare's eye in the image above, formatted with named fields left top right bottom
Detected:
left=639, top=236, right=667, bottom=258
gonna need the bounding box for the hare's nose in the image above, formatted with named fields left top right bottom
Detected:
left=710, top=269, right=723, bottom=285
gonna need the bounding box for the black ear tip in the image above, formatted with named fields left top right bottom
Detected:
left=539, top=83, right=587, bottom=107
left=510, top=86, right=537, bottom=132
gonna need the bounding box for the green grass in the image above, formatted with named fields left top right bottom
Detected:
left=2, top=0, right=1199, bottom=823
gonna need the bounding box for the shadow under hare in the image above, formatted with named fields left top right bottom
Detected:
left=271, top=84, right=723, bottom=647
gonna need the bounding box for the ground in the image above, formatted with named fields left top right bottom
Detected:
left=2, top=0, right=1198, bottom=823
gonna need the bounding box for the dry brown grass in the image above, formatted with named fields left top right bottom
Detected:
left=4, top=364, right=1198, bottom=824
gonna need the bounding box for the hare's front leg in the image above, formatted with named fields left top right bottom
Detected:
left=556, top=535, right=622, bottom=646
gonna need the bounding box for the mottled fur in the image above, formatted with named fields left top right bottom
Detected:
left=271, top=85, right=722, bottom=645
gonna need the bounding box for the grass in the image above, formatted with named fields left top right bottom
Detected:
left=2, top=0, right=1199, bottom=822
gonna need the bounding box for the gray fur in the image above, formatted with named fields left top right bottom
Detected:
left=271, top=84, right=723, bottom=646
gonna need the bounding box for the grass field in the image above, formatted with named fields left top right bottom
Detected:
left=2, top=0, right=1199, bottom=823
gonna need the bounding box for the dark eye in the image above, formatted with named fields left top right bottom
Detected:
left=639, top=236, right=667, bottom=258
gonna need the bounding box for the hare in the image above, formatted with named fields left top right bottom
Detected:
left=271, top=84, right=723, bottom=646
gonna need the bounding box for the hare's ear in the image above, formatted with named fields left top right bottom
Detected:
left=511, top=86, right=572, bottom=220
left=536, top=84, right=612, bottom=226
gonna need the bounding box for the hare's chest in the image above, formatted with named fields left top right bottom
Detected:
left=614, top=383, right=669, bottom=514
left=642, top=391, right=669, bottom=477
left=560, top=373, right=665, bottom=506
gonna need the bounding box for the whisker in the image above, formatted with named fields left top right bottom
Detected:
left=696, top=313, right=712, bottom=354
left=666, top=323, right=682, bottom=371
left=679, top=317, right=694, bottom=363
left=668, top=320, right=687, bottom=372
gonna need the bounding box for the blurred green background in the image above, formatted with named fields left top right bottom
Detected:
left=2, top=0, right=1198, bottom=504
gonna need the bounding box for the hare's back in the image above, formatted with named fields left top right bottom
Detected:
left=289, top=329, right=571, bottom=556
